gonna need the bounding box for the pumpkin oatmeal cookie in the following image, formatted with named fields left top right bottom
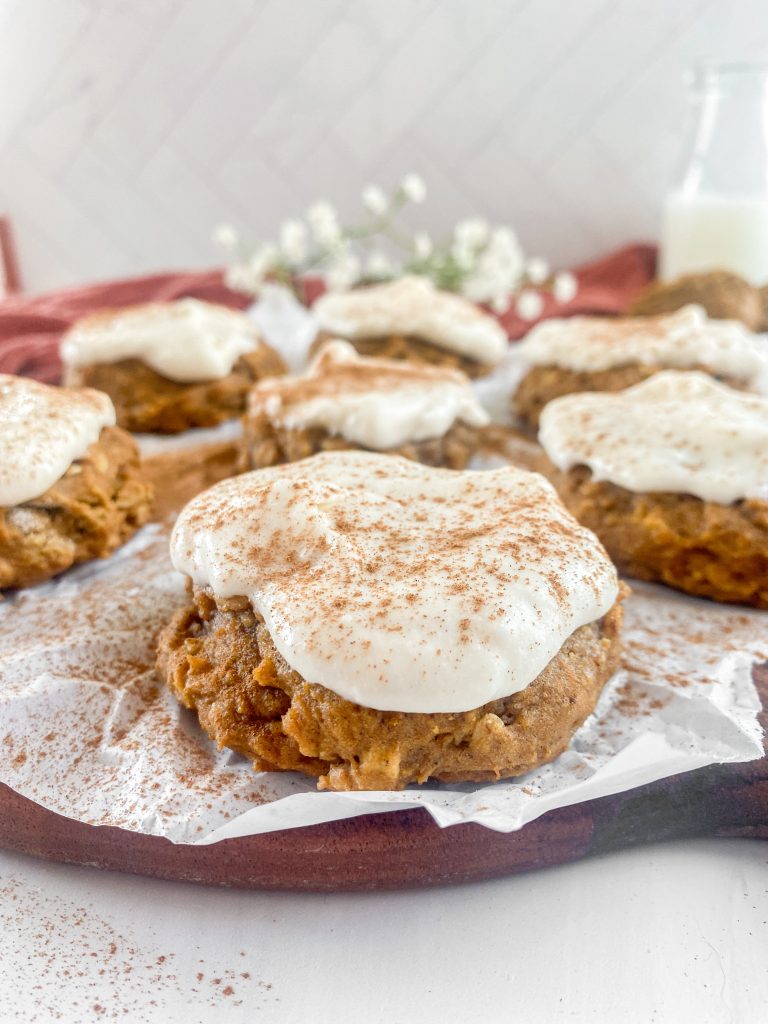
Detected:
left=0, top=376, right=152, bottom=589
left=514, top=304, right=765, bottom=429
left=311, top=330, right=494, bottom=378
left=61, top=299, right=285, bottom=433
left=158, top=452, right=622, bottom=791
left=629, top=270, right=764, bottom=330
left=311, top=276, right=508, bottom=379
left=158, top=586, right=623, bottom=792
left=539, top=371, right=768, bottom=607
left=242, top=339, right=489, bottom=470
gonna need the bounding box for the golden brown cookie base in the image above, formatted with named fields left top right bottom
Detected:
left=513, top=363, right=661, bottom=430
left=240, top=413, right=483, bottom=471
left=311, top=331, right=493, bottom=378
left=0, top=426, right=153, bottom=589
left=66, top=346, right=286, bottom=434
left=478, top=424, right=548, bottom=474
left=629, top=270, right=764, bottom=331
left=144, top=440, right=241, bottom=520
left=543, top=461, right=768, bottom=608
left=157, top=588, right=623, bottom=792
left=513, top=362, right=744, bottom=431
left=759, top=284, right=768, bottom=333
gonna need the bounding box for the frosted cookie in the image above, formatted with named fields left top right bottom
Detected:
left=61, top=299, right=286, bottom=433
left=0, top=375, right=152, bottom=589
left=311, top=276, right=508, bottom=378
left=629, top=270, right=764, bottom=331
left=539, top=371, right=768, bottom=607
left=157, top=452, right=623, bottom=791
left=514, top=304, right=767, bottom=429
left=242, top=339, right=490, bottom=470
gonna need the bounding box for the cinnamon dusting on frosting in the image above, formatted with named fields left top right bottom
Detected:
left=0, top=374, right=115, bottom=507
left=540, top=370, right=768, bottom=504
left=170, top=451, right=619, bottom=713
left=247, top=339, right=489, bottom=449
left=520, top=304, right=768, bottom=382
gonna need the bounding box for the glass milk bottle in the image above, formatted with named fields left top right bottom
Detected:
left=660, top=62, right=768, bottom=285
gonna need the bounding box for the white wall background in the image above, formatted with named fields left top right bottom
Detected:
left=2, top=0, right=767, bottom=293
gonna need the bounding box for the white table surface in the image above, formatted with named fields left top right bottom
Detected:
left=1, top=837, right=766, bottom=1024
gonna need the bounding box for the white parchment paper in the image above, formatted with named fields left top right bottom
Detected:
left=0, top=288, right=764, bottom=842
left=0, top=522, right=764, bottom=843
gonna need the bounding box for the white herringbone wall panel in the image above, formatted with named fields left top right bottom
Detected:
left=2, top=0, right=768, bottom=292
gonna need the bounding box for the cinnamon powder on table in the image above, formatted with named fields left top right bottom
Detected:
left=0, top=876, right=278, bottom=1019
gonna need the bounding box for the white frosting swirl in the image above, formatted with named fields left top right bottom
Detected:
left=248, top=339, right=489, bottom=449
left=0, top=375, right=116, bottom=507
left=312, top=276, right=508, bottom=364
left=519, top=304, right=767, bottom=383
left=170, top=452, right=619, bottom=713
left=539, top=371, right=768, bottom=504
left=61, top=299, right=262, bottom=383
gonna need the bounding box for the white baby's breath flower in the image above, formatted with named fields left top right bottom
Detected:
left=279, top=219, right=308, bottom=264
left=461, top=236, right=519, bottom=303
left=485, top=227, right=525, bottom=286
left=225, top=262, right=260, bottom=295
left=306, top=200, right=341, bottom=248
left=249, top=243, right=278, bottom=276
left=488, top=226, right=518, bottom=250
left=489, top=227, right=522, bottom=263
left=362, top=184, right=388, bottom=217
left=516, top=289, right=544, bottom=321
left=454, top=218, right=489, bottom=249
left=451, top=237, right=476, bottom=271
left=526, top=256, right=550, bottom=285
left=325, top=249, right=361, bottom=291
left=365, top=250, right=395, bottom=278
left=400, top=173, right=426, bottom=204
left=307, top=199, right=336, bottom=225
left=553, top=271, right=578, bottom=303
left=314, top=222, right=342, bottom=249
left=412, top=232, right=433, bottom=260
left=212, top=223, right=239, bottom=249
left=217, top=180, right=561, bottom=321
left=461, top=266, right=503, bottom=303
left=451, top=218, right=490, bottom=271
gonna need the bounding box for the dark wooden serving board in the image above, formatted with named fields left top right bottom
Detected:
left=1, top=666, right=765, bottom=892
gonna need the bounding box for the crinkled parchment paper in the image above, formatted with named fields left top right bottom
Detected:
left=0, top=290, right=764, bottom=841
left=0, top=523, right=763, bottom=842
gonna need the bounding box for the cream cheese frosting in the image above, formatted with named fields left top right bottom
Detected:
left=312, top=276, right=508, bottom=365
left=519, top=304, right=768, bottom=382
left=248, top=339, right=489, bottom=449
left=539, top=370, right=768, bottom=504
left=60, top=299, right=262, bottom=383
left=0, top=375, right=116, bottom=507
left=170, top=451, right=619, bottom=714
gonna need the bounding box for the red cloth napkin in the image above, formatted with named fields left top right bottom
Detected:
left=0, top=244, right=656, bottom=384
